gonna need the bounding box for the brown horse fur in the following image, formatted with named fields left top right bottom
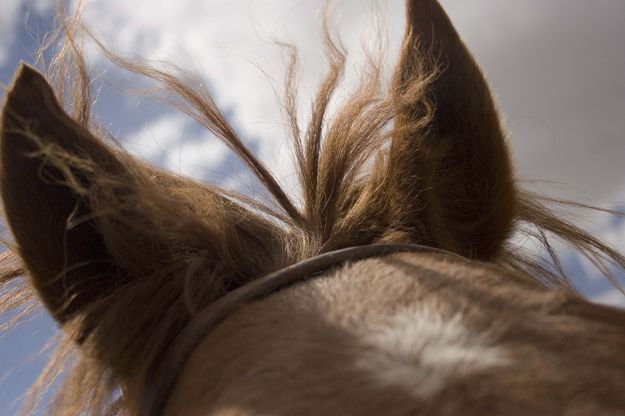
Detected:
left=0, top=0, right=624, bottom=414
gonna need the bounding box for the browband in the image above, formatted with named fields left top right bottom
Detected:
left=140, top=243, right=457, bottom=415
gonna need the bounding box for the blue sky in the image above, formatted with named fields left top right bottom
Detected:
left=1, top=0, right=624, bottom=413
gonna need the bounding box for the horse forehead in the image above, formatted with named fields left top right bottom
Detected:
left=167, top=253, right=625, bottom=413
left=166, top=253, right=514, bottom=414
left=356, top=304, right=507, bottom=399
left=324, top=256, right=510, bottom=398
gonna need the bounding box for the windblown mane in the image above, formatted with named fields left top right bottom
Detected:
left=0, top=2, right=624, bottom=414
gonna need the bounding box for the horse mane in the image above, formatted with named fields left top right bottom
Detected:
left=1, top=2, right=624, bottom=414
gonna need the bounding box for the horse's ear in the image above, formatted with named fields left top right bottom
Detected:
left=0, top=64, right=129, bottom=322
left=390, top=0, right=516, bottom=259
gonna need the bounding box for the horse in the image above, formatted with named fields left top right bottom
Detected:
left=1, top=0, right=625, bottom=414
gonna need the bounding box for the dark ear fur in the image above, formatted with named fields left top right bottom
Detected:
left=0, top=64, right=129, bottom=322
left=0, top=64, right=290, bottom=394
left=391, top=0, right=516, bottom=259
left=1, top=65, right=284, bottom=332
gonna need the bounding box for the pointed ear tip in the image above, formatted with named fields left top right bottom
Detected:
left=15, top=62, right=40, bottom=78
left=3, top=63, right=50, bottom=109
left=9, top=63, right=43, bottom=89
left=405, top=0, right=446, bottom=25
left=406, top=0, right=434, bottom=13
left=1, top=64, right=53, bottom=132
left=1, top=64, right=54, bottom=160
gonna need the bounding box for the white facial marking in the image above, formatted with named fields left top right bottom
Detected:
left=357, top=305, right=507, bottom=398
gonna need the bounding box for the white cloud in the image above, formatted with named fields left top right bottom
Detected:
left=73, top=0, right=405, bottom=191
left=123, top=112, right=229, bottom=179
left=72, top=0, right=625, bottom=197
left=0, top=0, right=54, bottom=67
left=593, top=290, right=625, bottom=309
left=68, top=0, right=625, bottom=302
left=0, top=0, right=25, bottom=66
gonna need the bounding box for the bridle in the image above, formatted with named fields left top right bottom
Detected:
left=140, top=243, right=458, bottom=415
left=139, top=243, right=459, bottom=415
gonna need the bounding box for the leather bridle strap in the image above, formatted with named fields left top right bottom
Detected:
left=140, top=243, right=456, bottom=415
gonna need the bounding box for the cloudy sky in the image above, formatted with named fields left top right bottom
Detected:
left=0, top=0, right=624, bottom=413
